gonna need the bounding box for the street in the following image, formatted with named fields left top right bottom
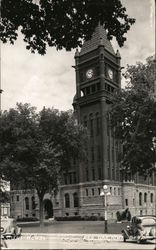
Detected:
left=5, top=235, right=156, bottom=249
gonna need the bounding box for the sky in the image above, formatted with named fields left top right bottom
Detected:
left=1, top=0, right=155, bottom=112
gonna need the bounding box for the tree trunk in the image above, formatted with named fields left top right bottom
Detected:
left=39, top=195, right=44, bottom=226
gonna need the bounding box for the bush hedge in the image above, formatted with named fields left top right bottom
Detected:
left=17, top=217, right=39, bottom=222
left=55, top=215, right=104, bottom=221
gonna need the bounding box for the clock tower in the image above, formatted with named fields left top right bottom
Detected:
left=73, top=25, right=121, bottom=184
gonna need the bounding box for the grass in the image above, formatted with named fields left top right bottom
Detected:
left=20, top=220, right=130, bottom=234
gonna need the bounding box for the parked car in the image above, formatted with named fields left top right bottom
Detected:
left=122, top=215, right=156, bottom=244
left=1, top=217, right=22, bottom=239
left=0, top=237, right=8, bottom=249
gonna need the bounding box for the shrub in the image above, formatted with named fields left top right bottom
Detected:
left=17, top=217, right=39, bottom=222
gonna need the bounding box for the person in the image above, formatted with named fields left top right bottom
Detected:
left=134, top=218, right=144, bottom=237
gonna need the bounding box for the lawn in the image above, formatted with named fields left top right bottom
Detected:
left=20, top=220, right=130, bottom=234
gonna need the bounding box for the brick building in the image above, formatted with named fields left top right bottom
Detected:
left=10, top=26, right=156, bottom=221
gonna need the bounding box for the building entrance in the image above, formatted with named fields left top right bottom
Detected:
left=44, top=199, right=53, bottom=219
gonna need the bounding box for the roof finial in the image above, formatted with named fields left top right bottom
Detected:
left=116, top=49, right=121, bottom=59
left=75, top=48, right=79, bottom=57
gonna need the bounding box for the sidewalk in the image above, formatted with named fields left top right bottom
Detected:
left=20, top=232, right=123, bottom=242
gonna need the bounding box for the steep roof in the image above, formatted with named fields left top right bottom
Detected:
left=80, top=25, right=115, bottom=55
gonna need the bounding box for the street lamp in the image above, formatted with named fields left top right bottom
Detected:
left=100, top=185, right=110, bottom=233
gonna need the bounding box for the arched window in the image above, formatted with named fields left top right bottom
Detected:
left=150, top=193, right=153, bottom=203
left=65, top=194, right=70, bottom=208
left=139, top=192, right=142, bottom=206
left=92, top=188, right=94, bottom=196
left=144, top=193, right=147, bottom=203
left=32, top=196, right=36, bottom=210
left=25, top=197, right=29, bottom=210
left=73, top=193, right=79, bottom=208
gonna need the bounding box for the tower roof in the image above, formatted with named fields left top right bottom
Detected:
left=80, top=25, right=115, bottom=55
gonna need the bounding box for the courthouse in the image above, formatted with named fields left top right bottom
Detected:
left=10, top=26, right=156, bottom=220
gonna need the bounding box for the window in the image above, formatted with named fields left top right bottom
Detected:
left=65, top=193, right=70, bottom=208
left=98, top=168, right=102, bottom=180
left=107, top=146, right=110, bottom=161
left=11, top=196, right=14, bottom=202
left=25, top=197, right=29, bottom=210
left=73, top=172, right=76, bottom=183
left=83, top=116, right=87, bottom=128
left=107, top=115, right=110, bottom=136
left=116, top=147, right=119, bottom=162
left=98, top=188, right=101, bottom=195
left=69, top=173, right=72, bottom=184
left=97, top=145, right=101, bottom=161
left=97, top=82, right=100, bottom=91
left=64, top=174, right=68, bottom=185
left=110, top=187, right=112, bottom=195
left=86, top=168, right=89, bottom=181
left=32, top=196, right=36, bottom=210
left=91, top=84, right=96, bottom=93
left=139, top=192, right=142, bottom=206
left=112, top=167, right=115, bottom=180
left=86, top=189, right=88, bottom=196
left=91, top=147, right=94, bottom=162
left=150, top=193, right=153, bottom=203
left=86, top=86, right=90, bottom=95
left=112, top=147, right=114, bottom=162
left=73, top=193, right=79, bottom=207
left=144, top=193, right=147, bottom=203
left=90, top=119, right=94, bottom=137
left=16, top=195, right=19, bottom=202
left=92, top=189, right=94, bottom=196
left=92, top=168, right=95, bottom=180
left=96, top=114, right=100, bottom=135
left=125, top=199, right=128, bottom=206
left=114, top=187, right=116, bottom=196
left=73, top=156, right=76, bottom=165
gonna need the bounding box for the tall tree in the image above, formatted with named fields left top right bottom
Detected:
left=0, top=103, right=87, bottom=223
left=1, top=0, right=135, bottom=55
left=110, top=56, right=156, bottom=177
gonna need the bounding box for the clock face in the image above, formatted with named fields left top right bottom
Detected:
left=86, top=69, right=94, bottom=79
left=108, top=68, right=113, bottom=80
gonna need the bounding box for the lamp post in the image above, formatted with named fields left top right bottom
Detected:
left=100, top=185, right=110, bottom=233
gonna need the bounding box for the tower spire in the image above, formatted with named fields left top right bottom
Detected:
left=80, top=25, right=115, bottom=56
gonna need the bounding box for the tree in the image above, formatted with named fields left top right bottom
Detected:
left=110, top=56, right=156, bottom=177
left=0, top=103, right=87, bottom=223
left=1, top=0, right=135, bottom=55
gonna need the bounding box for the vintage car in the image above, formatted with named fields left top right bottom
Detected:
left=1, top=217, right=22, bottom=239
left=0, top=237, right=8, bottom=249
left=122, top=215, right=156, bottom=244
